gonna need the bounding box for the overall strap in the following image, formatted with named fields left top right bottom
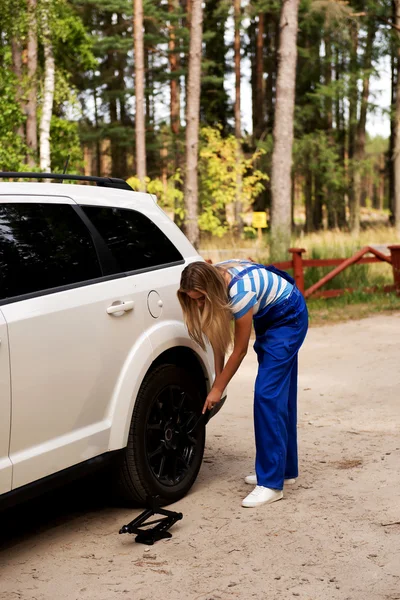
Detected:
left=227, top=264, right=264, bottom=291
left=226, top=263, right=295, bottom=291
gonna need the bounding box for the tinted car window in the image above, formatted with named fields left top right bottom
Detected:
left=0, top=203, right=102, bottom=301
left=82, top=206, right=183, bottom=273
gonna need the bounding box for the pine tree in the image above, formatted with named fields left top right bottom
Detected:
left=134, top=0, right=146, bottom=188
left=184, top=0, right=203, bottom=247
left=394, top=0, right=400, bottom=234
left=270, top=0, right=300, bottom=261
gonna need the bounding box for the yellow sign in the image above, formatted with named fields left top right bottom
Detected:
left=252, top=212, right=267, bottom=229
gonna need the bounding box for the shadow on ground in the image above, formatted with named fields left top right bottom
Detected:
left=0, top=472, right=116, bottom=551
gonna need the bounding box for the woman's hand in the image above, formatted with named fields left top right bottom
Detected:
left=202, top=387, right=222, bottom=414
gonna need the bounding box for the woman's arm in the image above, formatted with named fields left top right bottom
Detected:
left=213, top=344, right=225, bottom=378
left=202, top=309, right=253, bottom=413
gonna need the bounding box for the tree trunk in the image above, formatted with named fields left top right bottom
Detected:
left=351, top=20, right=375, bottom=235
left=169, top=0, right=181, bottom=138
left=265, top=12, right=278, bottom=133
left=11, top=39, right=24, bottom=138
left=389, top=0, right=396, bottom=223
left=39, top=4, right=55, bottom=173
left=26, top=0, right=38, bottom=166
left=335, top=45, right=347, bottom=228
left=394, top=0, right=400, bottom=235
left=117, top=22, right=128, bottom=179
left=234, top=0, right=243, bottom=233
left=270, top=0, right=300, bottom=261
left=184, top=0, right=202, bottom=248
left=169, top=0, right=181, bottom=181
left=254, top=13, right=265, bottom=141
left=94, top=87, right=101, bottom=177
left=183, top=0, right=192, bottom=126
left=134, top=0, right=146, bottom=189
left=314, top=173, right=324, bottom=230
left=325, top=34, right=336, bottom=229
left=348, top=22, right=359, bottom=232
left=305, top=168, right=313, bottom=233
left=379, top=153, right=385, bottom=211
left=250, top=19, right=257, bottom=137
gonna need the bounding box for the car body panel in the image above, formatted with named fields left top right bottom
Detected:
left=0, top=310, right=12, bottom=494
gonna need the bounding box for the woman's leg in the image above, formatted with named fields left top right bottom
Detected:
left=284, top=354, right=298, bottom=480
left=253, top=306, right=308, bottom=490
left=285, top=301, right=308, bottom=479
left=254, top=336, right=298, bottom=490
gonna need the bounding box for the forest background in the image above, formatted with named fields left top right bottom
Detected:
left=2, top=0, right=400, bottom=278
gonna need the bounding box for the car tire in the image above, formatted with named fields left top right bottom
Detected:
left=114, top=364, right=206, bottom=506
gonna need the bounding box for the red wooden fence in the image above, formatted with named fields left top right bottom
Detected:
left=274, top=245, right=400, bottom=299
left=206, top=245, right=400, bottom=300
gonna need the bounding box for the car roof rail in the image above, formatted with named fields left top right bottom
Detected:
left=0, top=172, right=133, bottom=191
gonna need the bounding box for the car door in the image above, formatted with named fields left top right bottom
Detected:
left=0, top=309, right=12, bottom=495
left=0, top=197, right=148, bottom=489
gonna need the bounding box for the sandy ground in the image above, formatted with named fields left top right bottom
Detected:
left=1, top=314, right=400, bottom=600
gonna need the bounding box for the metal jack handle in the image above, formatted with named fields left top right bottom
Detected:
left=119, top=496, right=183, bottom=545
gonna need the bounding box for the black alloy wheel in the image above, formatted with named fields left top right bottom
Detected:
left=114, top=364, right=206, bottom=505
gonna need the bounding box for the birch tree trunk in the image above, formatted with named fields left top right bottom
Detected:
left=270, top=0, right=299, bottom=261
left=394, top=0, right=400, bottom=235
left=183, top=0, right=202, bottom=248
left=26, top=0, right=38, bottom=166
left=39, top=3, right=55, bottom=173
left=134, top=0, right=147, bottom=190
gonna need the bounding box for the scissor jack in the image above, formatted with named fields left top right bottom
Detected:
left=119, top=496, right=183, bottom=545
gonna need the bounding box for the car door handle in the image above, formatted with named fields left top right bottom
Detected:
left=107, top=301, right=135, bottom=316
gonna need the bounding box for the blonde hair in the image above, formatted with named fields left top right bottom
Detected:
left=177, top=261, right=233, bottom=356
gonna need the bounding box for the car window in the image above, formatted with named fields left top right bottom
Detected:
left=0, top=203, right=102, bottom=301
left=81, top=206, right=183, bottom=273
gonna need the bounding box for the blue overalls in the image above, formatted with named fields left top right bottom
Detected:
left=228, top=264, right=308, bottom=491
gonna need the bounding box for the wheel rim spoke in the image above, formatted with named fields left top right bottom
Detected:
left=158, top=455, right=166, bottom=479
left=148, top=444, right=164, bottom=459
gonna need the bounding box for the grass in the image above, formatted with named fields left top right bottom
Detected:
left=199, top=224, right=400, bottom=323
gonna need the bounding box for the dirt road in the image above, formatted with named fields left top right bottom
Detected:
left=1, top=314, right=400, bottom=600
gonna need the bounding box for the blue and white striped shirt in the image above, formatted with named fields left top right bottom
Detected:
left=217, top=260, right=293, bottom=320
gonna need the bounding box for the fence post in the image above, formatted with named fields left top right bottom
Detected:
left=289, top=248, right=306, bottom=294
left=388, top=245, right=400, bottom=294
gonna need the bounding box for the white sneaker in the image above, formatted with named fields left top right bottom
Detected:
left=245, top=474, right=297, bottom=486
left=242, top=486, right=283, bottom=508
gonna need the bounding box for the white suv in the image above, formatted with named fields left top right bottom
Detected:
left=0, top=173, right=221, bottom=508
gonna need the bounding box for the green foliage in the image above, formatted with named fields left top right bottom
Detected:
left=51, top=0, right=96, bottom=73
left=294, top=131, right=345, bottom=192
left=198, top=127, right=268, bottom=237
left=0, top=50, right=28, bottom=171
left=126, top=172, right=184, bottom=218
left=200, top=0, right=230, bottom=128
left=49, top=116, right=84, bottom=173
